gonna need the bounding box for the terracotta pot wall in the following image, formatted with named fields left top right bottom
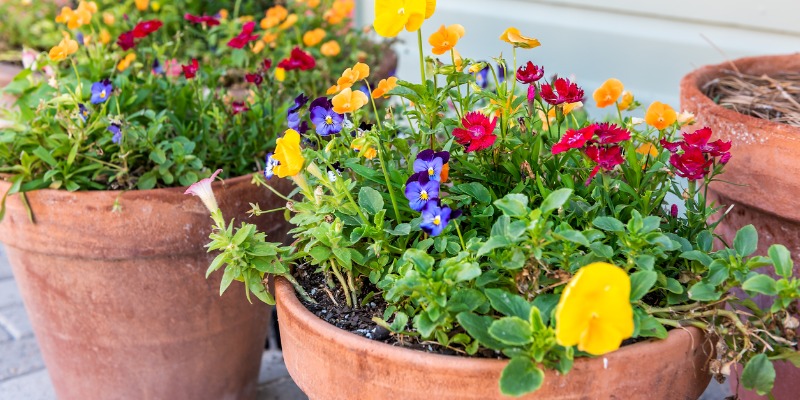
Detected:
left=0, top=63, right=22, bottom=109
left=680, top=53, right=800, bottom=400
left=0, top=175, right=292, bottom=400
left=275, top=277, right=713, bottom=400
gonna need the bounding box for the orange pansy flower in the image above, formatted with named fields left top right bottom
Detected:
left=645, top=101, right=677, bottom=130
left=372, top=77, right=398, bottom=98
left=332, top=88, right=368, bottom=114
left=428, top=24, right=465, bottom=55
left=593, top=78, right=624, bottom=108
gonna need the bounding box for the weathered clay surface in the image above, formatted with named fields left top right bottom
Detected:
left=275, top=278, right=713, bottom=400
left=0, top=174, right=293, bottom=400
left=680, top=54, right=800, bottom=400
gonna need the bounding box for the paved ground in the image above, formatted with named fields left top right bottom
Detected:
left=0, top=244, right=729, bottom=399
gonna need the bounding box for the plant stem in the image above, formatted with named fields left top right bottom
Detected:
left=417, top=29, right=426, bottom=84
left=329, top=259, right=352, bottom=308
left=376, top=140, right=403, bottom=224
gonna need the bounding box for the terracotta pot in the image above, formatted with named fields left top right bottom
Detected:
left=680, top=54, right=800, bottom=400
left=275, top=277, right=713, bottom=400
left=0, top=63, right=22, bottom=108
left=0, top=174, right=292, bottom=400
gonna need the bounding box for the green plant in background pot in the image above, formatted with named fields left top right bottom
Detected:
left=194, top=3, right=800, bottom=399
left=0, top=0, right=386, bottom=398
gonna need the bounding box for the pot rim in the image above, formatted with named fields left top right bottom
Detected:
left=275, top=276, right=709, bottom=371
left=0, top=170, right=261, bottom=199
left=680, top=53, right=800, bottom=134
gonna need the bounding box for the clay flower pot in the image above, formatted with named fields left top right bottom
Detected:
left=680, top=54, right=800, bottom=399
left=275, top=277, right=713, bottom=400
left=0, top=174, right=292, bottom=400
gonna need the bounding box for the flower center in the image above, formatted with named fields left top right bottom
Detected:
left=100, top=90, right=106, bottom=99
left=325, top=115, right=333, bottom=125
left=420, top=190, right=429, bottom=200
left=427, top=167, right=434, bottom=176
left=433, top=215, right=441, bottom=226
left=397, top=7, right=405, bottom=15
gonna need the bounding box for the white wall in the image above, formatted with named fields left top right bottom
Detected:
left=357, top=0, right=800, bottom=114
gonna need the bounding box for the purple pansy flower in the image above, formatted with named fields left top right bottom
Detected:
left=288, top=93, right=309, bottom=115
left=264, top=153, right=280, bottom=179
left=90, top=79, right=113, bottom=104
left=413, top=149, right=450, bottom=182
left=420, top=200, right=458, bottom=237
left=475, top=67, right=489, bottom=89
left=78, top=103, right=89, bottom=122
left=404, top=173, right=440, bottom=211
left=108, top=123, right=122, bottom=144
left=309, top=97, right=344, bottom=136
left=152, top=58, right=164, bottom=75
left=287, top=112, right=301, bottom=130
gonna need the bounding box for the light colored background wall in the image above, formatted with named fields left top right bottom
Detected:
left=357, top=0, right=800, bottom=114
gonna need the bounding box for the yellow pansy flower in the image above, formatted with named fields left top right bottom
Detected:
left=275, top=67, right=286, bottom=82
left=593, top=78, right=624, bottom=108
left=555, top=262, right=634, bottom=355
left=645, top=101, right=677, bottom=130
left=117, top=53, right=137, bottom=72
left=373, top=0, right=426, bottom=38
left=273, top=129, right=305, bottom=178
left=303, top=28, right=326, bottom=47
left=332, top=87, right=368, bottom=114
left=425, top=0, right=436, bottom=18
left=618, top=91, right=634, bottom=110
left=499, top=27, right=541, bottom=49
left=371, top=77, right=398, bottom=98
left=428, top=24, right=465, bottom=55
left=321, top=40, right=341, bottom=57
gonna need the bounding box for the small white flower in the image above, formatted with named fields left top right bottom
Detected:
left=184, top=169, right=223, bottom=213
left=342, top=117, right=354, bottom=129
left=630, top=117, right=645, bottom=125
left=327, top=170, right=338, bottom=182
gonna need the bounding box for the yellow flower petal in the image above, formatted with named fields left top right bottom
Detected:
left=273, top=129, right=305, bottom=178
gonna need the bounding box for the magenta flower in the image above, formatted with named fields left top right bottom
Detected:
left=232, top=102, right=249, bottom=115
left=184, top=13, right=220, bottom=26
left=278, top=47, right=316, bottom=71
left=661, top=127, right=731, bottom=179
left=591, top=123, right=631, bottom=145
left=245, top=73, right=263, bottom=86
left=227, top=21, right=260, bottom=49
left=516, top=61, right=544, bottom=84
left=552, top=126, right=594, bottom=155
left=133, top=20, right=163, bottom=38
left=527, top=85, right=537, bottom=103
left=117, top=31, right=136, bottom=50
left=585, top=145, right=625, bottom=183
left=184, top=169, right=222, bottom=213
left=182, top=59, right=199, bottom=79
left=669, top=147, right=712, bottom=180
left=452, top=111, right=498, bottom=152
left=670, top=204, right=679, bottom=218
left=540, top=78, right=584, bottom=105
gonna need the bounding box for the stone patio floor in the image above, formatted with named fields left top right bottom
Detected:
left=0, top=244, right=730, bottom=399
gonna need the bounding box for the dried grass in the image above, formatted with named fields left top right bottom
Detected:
left=702, top=70, right=800, bottom=127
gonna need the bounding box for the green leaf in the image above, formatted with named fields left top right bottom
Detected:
left=32, top=147, right=58, bottom=167
left=456, top=312, right=505, bottom=350
left=589, top=242, right=614, bottom=259
left=494, top=194, right=529, bottom=217
left=540, top=188, right=572, bottom=214
left=741, top=354, right=775, bottom=395
left=592, top=216, right=624, bottom=232
left=531, top=294, right=559, bottom=325
left=385, top=223, right=411, bottom=236
left=477, top=236, right=511, bottom=257
left=500, top=357, right=544, bottom=397
left=358, top=186, right=384, bottom=215
left=680, top=250, right=713, bottom=267
left=220, top=264, right=238, bottom=296
left=734, top=225, right=758, bottom=257
left=389, top=312, right=409, bottom=332
left=485, top=288, right=531, bottom=319
left=742, top=275, right=778, bottom=296
left=637, top=314, right=668, bottom=339
left=455, top=182, right=491, bottom=204
left=687, top=282, right=722, bottom=301
left=489, top=317, right=532, bottom=346
left=149, top=148, right=167, bottom=164
left=402, top=248, right=435, bottom=274
left=768, top=244, right=794, bottom=278
left=634, top=255, right=655, bottom=271
left=630, top=270, right=657, bottom=301
left=707, top=261, right=730, bottom=286
left=697, top=230, right=713, bottom=252
left=206, top=253, right=226, bottom=278
left=553, top=229, right=589, bottom=247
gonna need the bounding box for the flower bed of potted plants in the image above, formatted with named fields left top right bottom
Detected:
left=681, top=53, right=800, bottom=400
left=192, top=3, right=800, bottom=399
left=0, top=0, right=389, bottom=398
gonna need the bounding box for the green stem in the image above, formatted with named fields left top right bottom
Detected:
left=261, top=181, right=294, bottom=202
left=417, top=29, right=426, bottom=84
left=329, top=259, right=352, bottom=308
left=233, top=0, right=243, bottom=19
left=282, top=273, right=316, bottom=304
left=455, top=220, right=466, bottom=250
left=450, top=49, right=464, bottom=120
left=376, top=140, right=403, bottom=224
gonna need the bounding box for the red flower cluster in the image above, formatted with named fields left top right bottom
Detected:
left=117, top=20, right=163, bottom=50
left=552, top=123, right=631, bottom=184
left=278, top=47, right=316, bottom=71
left=661, top=127, right=731, bottom=180
left=182, top=59, right=199, bottom=79
left=232, top=102, right=249, bottom=115
left=516, top=61, right=544, bottom=84
left=184, top=13, right=220, bottom=26
left=246, top=73, right=263, bottom=86
left=452, top=112, right=498, bottom=152
left=540, top=78, right=584, bottom=105
left=227, top=21, right=260, bottom=49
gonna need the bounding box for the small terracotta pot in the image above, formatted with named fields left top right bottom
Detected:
left=275, top=277, right=713, bottom=400
left=0, top=174, right=292, bottom=400
left=680, top=54, right=800, bottom=399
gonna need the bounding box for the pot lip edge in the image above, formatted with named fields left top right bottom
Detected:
left=680, top=53, right=800, bottom=135
left=274, top=276, right=707, bottom=369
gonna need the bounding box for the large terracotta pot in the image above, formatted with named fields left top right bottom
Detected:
left=0, top=174, right=292, bottom=400
left=680, top=54, right=800, bottom=400
left=275, top=277, right=713, bottom=400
